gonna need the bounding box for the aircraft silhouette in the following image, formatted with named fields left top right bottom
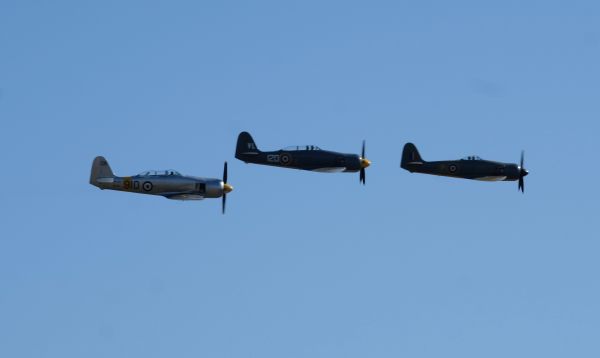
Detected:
left=90, top=157, right=233, bottom=213
left=401, top=143, right=529, bottom=192
left=235, top=131, right=371, bottom=184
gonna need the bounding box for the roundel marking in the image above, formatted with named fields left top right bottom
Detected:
left=280, top=153, right=292, bottom=166
left=143, top=181, right=153, bottom=192
left=123, top=177, right=131, bottom=190
left=449, top=164, right=457, bottom=173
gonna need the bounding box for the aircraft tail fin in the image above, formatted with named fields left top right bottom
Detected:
left=401, top=143, right=425, bottom=169
left=235, top=131, right=260, bottom=159
left=90, top=156, right=115, bottom=186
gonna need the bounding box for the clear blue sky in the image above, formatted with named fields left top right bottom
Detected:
left=1, top=1, right=599, bottom=357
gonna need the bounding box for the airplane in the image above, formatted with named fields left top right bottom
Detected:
left=400, top=143, right=529, bottom=192
left=235, top=131, right=371, bottom=184
left=89, top=156, right=233, bottom=213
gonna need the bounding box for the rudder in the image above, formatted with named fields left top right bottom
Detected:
left=90, top=156, right=115, bottom=186
left=401, top=143, right=424, bottom=169
left=235, top=131, right=260, bottom=159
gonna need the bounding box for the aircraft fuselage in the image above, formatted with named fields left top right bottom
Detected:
left=237, top=149, right=363, bottom=173
left=402, top=159, right=521, bottom=181
left=93, top=174, right=226, bottom=199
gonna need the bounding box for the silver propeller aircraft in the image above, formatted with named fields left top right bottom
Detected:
left=89, top=156, right=234, bottom=213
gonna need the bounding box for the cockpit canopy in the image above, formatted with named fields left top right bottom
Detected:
left=137, top=169, right=182, bottom=177
left=282, top=145, right=321, bottom=151
left=461, top=156, right=482, bottom=161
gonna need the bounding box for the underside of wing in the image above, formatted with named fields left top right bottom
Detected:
left=473, top=176, right=507, bottom=182
left=311, top=167, right=347, bottom=173
left=163, top=193, right=205, bottom=200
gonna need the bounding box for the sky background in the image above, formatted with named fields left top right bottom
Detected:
left=1, top=1, right=599, bottom=357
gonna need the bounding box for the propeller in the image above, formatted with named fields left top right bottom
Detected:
left=518, top=150, right=528, bottom=193
left=359, top=140, right=371, bottom=185
left=222, top=161, right=233, bottom=214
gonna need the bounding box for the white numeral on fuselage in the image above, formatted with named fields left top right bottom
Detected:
left=267, top=154, right=280, bottom=163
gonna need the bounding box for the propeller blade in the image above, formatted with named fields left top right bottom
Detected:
left=222, top=161, right=228, bottom=214
left=359, top=140, right=367, bottom=185
left=518, top=151, right=526, bottom=193
left=520, top=150, right=524, bottom=169
left=518, top=177, right=524, bottom=193
left=361, top=140, right=366, bottom=159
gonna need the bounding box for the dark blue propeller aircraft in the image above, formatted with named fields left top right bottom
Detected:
left=401, top=143, right=529, bottom=192
left=235, top=131, right=371, bottom=184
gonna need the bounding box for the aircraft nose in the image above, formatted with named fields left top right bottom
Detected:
left=522, top=169, right=529, bottom=177
left=360, top=158, right=371, bottom=169
left=223, top=183, right=234, bottom=194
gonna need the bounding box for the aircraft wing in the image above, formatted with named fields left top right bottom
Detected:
left=311, top=167, right=347, bottom=173
left=163, top=193, right=205, bottom=200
